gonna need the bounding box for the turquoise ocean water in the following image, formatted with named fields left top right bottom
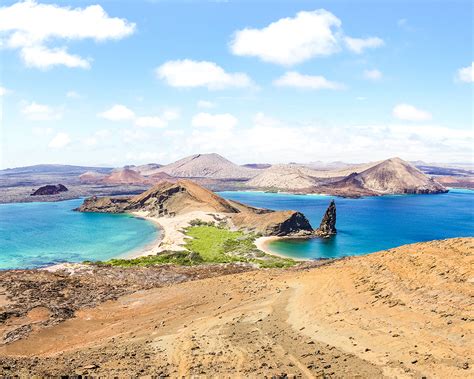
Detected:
left=0, top=199, right=158, bottom=269
left=219, top=189, right=474, bottom=259
left=0, top=190, right=472, bottom=269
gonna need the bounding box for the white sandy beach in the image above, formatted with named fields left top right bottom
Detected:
left=126, top=211, right=226, bottom=258
left=126, top=211, right=310, bottom=261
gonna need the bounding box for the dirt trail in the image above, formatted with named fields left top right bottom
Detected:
left=0, top=238, right=472, bottom=377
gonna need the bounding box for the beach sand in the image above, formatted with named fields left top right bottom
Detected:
left=126, top=211, right=227, bottom=258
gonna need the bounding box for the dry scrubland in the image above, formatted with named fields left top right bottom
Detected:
left=0, top=238, right=472, bottom=377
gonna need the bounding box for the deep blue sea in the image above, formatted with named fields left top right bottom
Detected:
left=219, top=189, right=474, bottom=259
left=1, top=190, right=472, bottom=269
left=0, top=199, right=158, bottom=270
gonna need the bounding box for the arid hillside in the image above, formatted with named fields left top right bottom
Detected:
left=155, top=153, right=259, bottom=179
left=1, top=238, right=472, bottom=377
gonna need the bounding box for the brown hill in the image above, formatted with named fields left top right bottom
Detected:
left=102, top=168, right=148, bottom=185
left=77, top=180, right=313, bottom=236
left=78, top=171, right=107, bottom=183
left=156, top=153, right=258, bottom=179
left=247, top=164, right=320, bottom=190
left=354, top=157, right=447, bottom=194
left=249, top=158, right=447, bottom=195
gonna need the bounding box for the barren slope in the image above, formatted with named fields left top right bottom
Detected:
left=1, top=238, right=472, bottom=377
left=157, top=153, right=258, bottom=179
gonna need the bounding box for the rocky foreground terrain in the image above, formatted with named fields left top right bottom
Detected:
left=0, top=238, right=472, bottom=377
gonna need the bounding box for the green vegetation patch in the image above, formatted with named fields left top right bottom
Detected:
left=94, top=225, right=296, bottom=268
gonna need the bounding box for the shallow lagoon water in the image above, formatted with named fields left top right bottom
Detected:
left=0, top=199, right=158, bottom=269
left=1, top=190, right=472, bottom=269
left=219, top=189, right=474, bottom=259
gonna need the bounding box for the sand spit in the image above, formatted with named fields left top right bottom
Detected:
left=0, top=237, right=472, bottom=377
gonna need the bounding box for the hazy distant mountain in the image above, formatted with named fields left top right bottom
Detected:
left=248, top=158, right=447, bottom=195
left=247, top=164, right=321, bottom=190
left=241, top=163, right=272, bottom=170
left=353, top=157, right=447, bottom=194
left=127, top=163, right=163, bottom=176
left=102, top=168, right=149, bottom=185
left=0, top=164, right=112, bottom=177
left=156, top=153, right=259, bottom=179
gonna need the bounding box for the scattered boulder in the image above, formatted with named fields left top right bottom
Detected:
left=31, top=184, right=68, bottom=196
left=315, top=200, right=337, bottom=238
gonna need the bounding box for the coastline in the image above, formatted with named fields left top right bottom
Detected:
left=254, top=236, right=309, bottom=261
left=123, top=211, right=311, bottom=262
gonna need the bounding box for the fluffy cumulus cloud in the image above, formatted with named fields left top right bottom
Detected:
left=344, top=37, right=384, bottom=54
left=135, top=116, right=167, bottom=128
left=0, top=0, right=135, bottom=69
left=273, top=71, right=344, bottom=90
left=48, top=132, right=71, bottom=148
left=98, top=104, right=135, bottom=121
left=130, top=113, right=472, bottom=165
left=457, top=62, right=474, bottom=83
left=197, top=100, right=216, bottom=109
left=229, top=9, right=384, bottom=65
left=363, top=69, right=382, bottom=80
left=98, top=104, right=179, bottom=129
left=191, top=112, right=238, bottom=130
left=22, top=101, right=62, bottom=120
left=156, top=60, right=254, bottom=90
left=0, top=86, right=8, bottom=96
left=392, top=103, right=432, bottom=121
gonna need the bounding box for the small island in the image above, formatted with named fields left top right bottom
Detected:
left=76, top=179, right=337, bottom=268
left=31, top=184, right=68, bottom=196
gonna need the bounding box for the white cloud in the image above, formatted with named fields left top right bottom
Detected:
left=98, top=104, right=135, bottom=121
left=363, top=69, right=382, bottom=80
left=197, top=100, right=216, bottom=109
left=191, top=112, right=238, bottom=130
left=156, top=59, right=254, bottom=90
left=161, top=114, right=472, bottom=164
left=273, top=71, right=344, bottom=90
left=32, top=126, right=53, bottom=136
left=457, top=62, right=474, bottom=83
left=48, top=132, right=71, bottom=148
left=344, top=36, right=384, bottom=54
left=0, top=86, right=8, bottom=96
left=135, top=116, right=167, bottom=128
left=162, top=109, right=180, bottom=121
left=0, top=0, right=135, bottom=69
left=392, top=103, right=432, bottom=121
left=66, top=90, right=81, bottom=99
left=229, top=9, right=384, bottom=65
left=20, top=46, right=90, bottom=69
left=230, top=10, right=341, bottom=65
left=22, top=101, right=62, bottom=120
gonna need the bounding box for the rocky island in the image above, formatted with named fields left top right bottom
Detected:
left=31, top=184, right=68, bottom=196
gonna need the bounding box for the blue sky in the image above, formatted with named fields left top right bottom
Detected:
left=0, top=0, right=472, bottom=168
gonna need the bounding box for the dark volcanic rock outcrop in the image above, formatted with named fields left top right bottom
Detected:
left=77, top=180, right=313, bottom=237
left=315, top=200, right=337, bottom=238
left=31, top=184, right=68, bottom=196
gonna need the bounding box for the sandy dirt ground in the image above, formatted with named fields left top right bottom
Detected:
left=0, top=238, right=472, bottom=377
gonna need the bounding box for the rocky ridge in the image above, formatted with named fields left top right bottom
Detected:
left=77, top=180, right=314, bottom=237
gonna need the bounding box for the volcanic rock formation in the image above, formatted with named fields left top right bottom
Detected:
left=31, top=184, right=68, bottom=196
left=77, top=180, right=313, bottom=237
left=315, top=200, right=337, bottom=238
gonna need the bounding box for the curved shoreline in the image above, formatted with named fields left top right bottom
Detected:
left=122, top=212, right=312, bottom=262
left=254, top=236, right=310, bottom=261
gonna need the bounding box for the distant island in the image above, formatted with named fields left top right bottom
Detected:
left=0, top=153, right=463, bottom=204
left=31, top=184, right=68, bottom=196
